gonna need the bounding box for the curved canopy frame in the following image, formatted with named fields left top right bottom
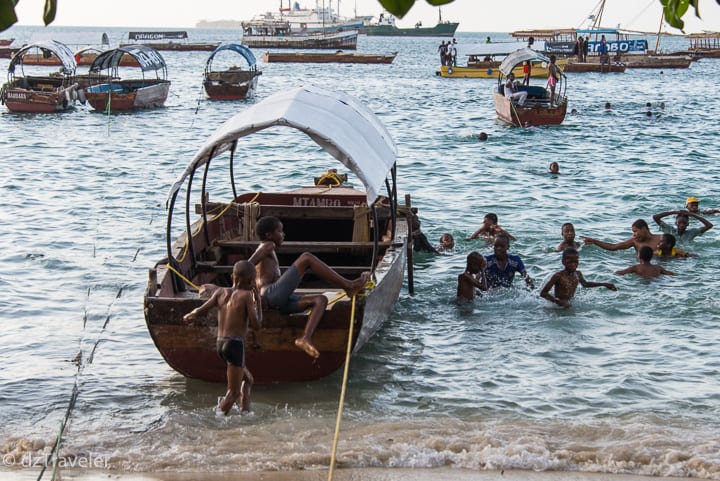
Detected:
left=90, top=45, right=167, bottom=74
left=168, top=85, right=398, bottom=206
left=499, top=47, right=552, bottom=75
left=8, top=40, right=77, bottom=76
left=205, top=43, right=257, bottom=74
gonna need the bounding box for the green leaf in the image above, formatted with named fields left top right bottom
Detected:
left=426, top=0, right=455, bottom=5
left=378, top=0, right=416, bottom=18
left=0, top=0, right=19, bottom=32
left=43, top=0, right=57, bottom=26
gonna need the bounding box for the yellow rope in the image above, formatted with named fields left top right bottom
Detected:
left=316, top=171, right=344, bottom=186
left=166, top=263, right=200, bottom=291
left=327, top=294, right=356, bottom=481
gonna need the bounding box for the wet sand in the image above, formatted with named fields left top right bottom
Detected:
left=2, top=468, right=690, bottom=481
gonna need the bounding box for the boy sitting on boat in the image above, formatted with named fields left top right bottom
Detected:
left=249, top=216, right=370, bottom=359
left=504, top=73, right=527, bottom=107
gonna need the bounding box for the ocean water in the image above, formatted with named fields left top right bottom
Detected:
left=1, top=26, right=719, bottom=479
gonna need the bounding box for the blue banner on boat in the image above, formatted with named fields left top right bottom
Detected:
left=588, top=40, right=648, bottom=54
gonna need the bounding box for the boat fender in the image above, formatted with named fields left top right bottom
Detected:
left=487, top=68, right=493, bottom=75
left=447, top=67, right=453, bottom=74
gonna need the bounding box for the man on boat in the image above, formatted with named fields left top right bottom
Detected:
left=504, top=73, right=527, bottom=107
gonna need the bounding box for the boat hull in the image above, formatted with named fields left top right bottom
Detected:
left=563, top=61, right=626, bottom=73
left=437, top=61, right=561, bottom=79
left=144, top=189, right=408, bottom=384
left=1, top=79, right=77, bottom=113
left=623, top=55, right=692, bottom=69
left=119, top=42, right=220, bottom=51
left=364, top=22, right=458, bottom=37
left=494, top=91, right=567, bottom=127
left=242, top=31, right=358, bottom=50
left=203, top=70, right=261, bottom=100
left=262, top=51, right=396, bottom=64
left=84, top=80, right=170, bottom=111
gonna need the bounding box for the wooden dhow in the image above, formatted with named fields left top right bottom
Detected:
left=1, top=40, right=79, bottom=113
left=203, top=44, right=261, bottom=100
left=144, top=86, right=410, bottom=384
left=262, top=50, right=397, bottom=64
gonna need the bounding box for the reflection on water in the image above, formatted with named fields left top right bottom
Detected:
left=1, top=25, right=719, bottom=478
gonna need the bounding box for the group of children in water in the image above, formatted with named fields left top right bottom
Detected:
left=455, top=196, right=717, bottom=306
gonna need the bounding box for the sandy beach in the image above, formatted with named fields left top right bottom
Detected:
left=2, top=468, right=694, bottom=481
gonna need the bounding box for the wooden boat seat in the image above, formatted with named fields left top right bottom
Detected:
left=216, top=240, right=393, bottom=254
left=197, top=261, right=369, bottom=274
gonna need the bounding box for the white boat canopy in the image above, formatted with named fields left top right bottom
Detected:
left=169, top=85, right=398, bottom=204
left=457, top=41, right=546, bottom=58
left=499, top=47, right=551, bottom=75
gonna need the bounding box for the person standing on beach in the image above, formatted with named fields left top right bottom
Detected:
left=183, top=261, right=262, bottom=414
left=581, top=219, right=662, bottom=257
left=484, top=235, right=534, bottom=289
left=249, top=216, right=370, bottom=359
left=540, top=248, right=616, bottom=308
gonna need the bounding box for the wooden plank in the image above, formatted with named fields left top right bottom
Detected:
left=216, top=240, right=394, bottom=253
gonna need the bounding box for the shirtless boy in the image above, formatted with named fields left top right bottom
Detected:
left=581, top=219, right=662, bottom=256
left=615, top=246, right=674, bottom=278
left=470, top=213, right=516, bottom=241
left=249, top=216, right=369, bottom=359
left=557, top=222, right=580, bottom=252
left=656, top=233, right=693, bottom=259
left=457, top=251, right=487, bottom=302
left=540, top=248, right=616, bottom=308
left=183, top=261, right=262, bottom=414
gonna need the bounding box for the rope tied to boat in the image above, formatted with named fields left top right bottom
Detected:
left=327, top=293, right=357, bottom=481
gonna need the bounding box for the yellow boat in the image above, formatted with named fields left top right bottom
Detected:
left=437, top=59, right=567, bottom=79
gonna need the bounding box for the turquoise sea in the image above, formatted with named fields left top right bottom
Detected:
left=1, top=26, right=719, bottom=479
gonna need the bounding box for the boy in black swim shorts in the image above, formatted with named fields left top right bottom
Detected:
left=184, top=261, right=262, bottom=414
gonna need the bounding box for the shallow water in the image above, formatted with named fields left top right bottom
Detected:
left=1, top=26, right=719, bottom=479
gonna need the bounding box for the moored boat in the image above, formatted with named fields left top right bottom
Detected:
left=120, top=31, right=220, bottom=51
left=262, top=50, right=397, bottom=64
left=364, top=11, right=458, bottom=37
left=83, top=45, right=171, bottom=112
left=683, top=31, right=720, bottom=58
left=563, top=59, right=626, bottom=73
left=1, top=40, right=79, bottom=113
left=437, top=42, right=567, bottom=79
left=144, top=85, right=409, bottom=384
left=493, top=48, right=567, bottom=127
left=241, top=21, right=358, bottom=50
left=203, top=44, right=261, bottom=100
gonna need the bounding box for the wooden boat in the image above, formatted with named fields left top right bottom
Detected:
left=0, top=38, right=14, bottom=46
left=262, top=50, right=397, bottom=64
left=1, top=40, right=79, bottom=113
left=203, top=44, right=261, bottom=100
left=683, top=32, right=720, bottom=58
left=493, top=48, right=567, bottom=127
left=242, top=21, right=358, bottom=50
left=144, top=86, right=409, bottom=384
left=364, top=10, right=458, bottom=37
left=83, top=45, right=171, bottom=112
left=0, top=46, right=19, bottom=58
left=120, top=31, right=220, bottom=51
left=563, top=59, right=626, bottom=73
left=438, top=43, right=569, bottom=79
left=622, top=54, right=692, bottom=69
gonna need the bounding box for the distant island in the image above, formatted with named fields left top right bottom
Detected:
left=196, top=19, right=244, bottom=28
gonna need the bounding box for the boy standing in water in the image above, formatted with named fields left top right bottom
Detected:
left=557, top=222, right=580, bottom=251
left=582, top=219, right=662, bottom=257
left=183, top=261, right=262, bottom=414
left=484, top=234, right=534, bottom=289
left=470, top=213, right=516, bottom=241
left=615, top=246, right=675, bottom=278
left=653, top=209, right=713, bottom=243
left=540, top=248, right=617, bottom=308
left=249, top=216, right=369, bottom=359
left=457, top=252, right=487, bottom=302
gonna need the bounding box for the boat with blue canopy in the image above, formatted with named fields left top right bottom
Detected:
left=203, top=44, right=262, bottom=100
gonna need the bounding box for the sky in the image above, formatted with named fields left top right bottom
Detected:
left=13, top=0, right=720, bottom=34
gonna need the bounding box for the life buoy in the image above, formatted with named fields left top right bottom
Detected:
left=447, top=67, right=453, bottom=74
left=487, top=68, right=493, bottom=75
